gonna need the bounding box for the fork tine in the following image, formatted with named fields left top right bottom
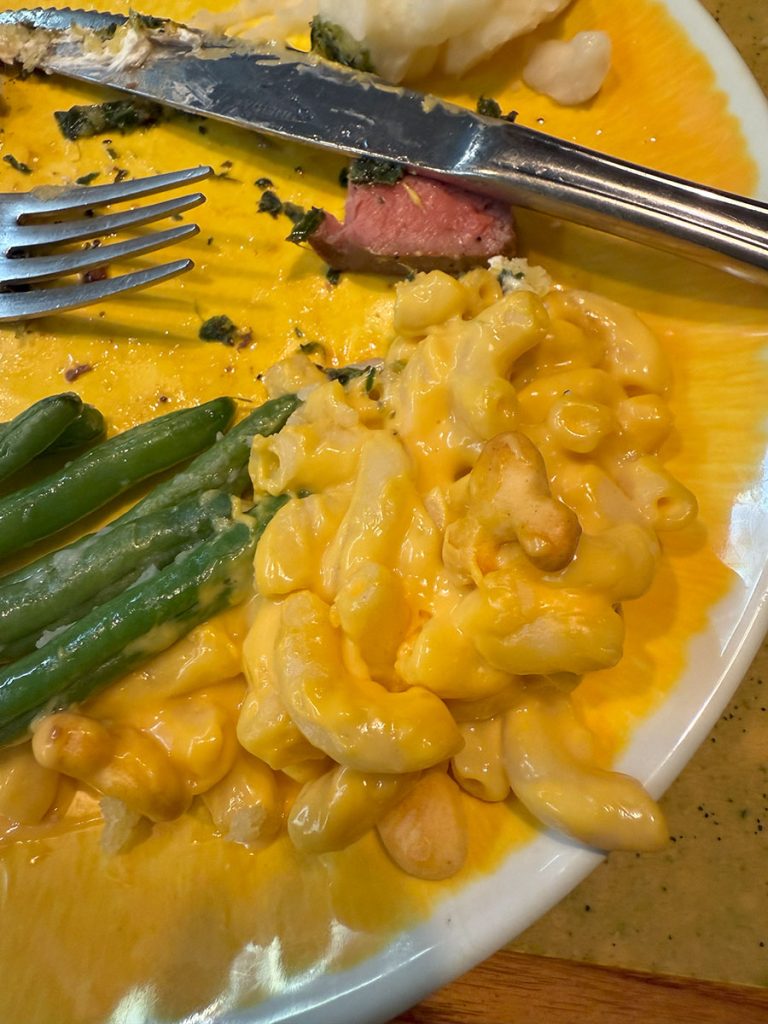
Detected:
left=17, top=166, right=213, bottom=218
left=0, top=260, right=193, bottom=323
left=5, top=193, right=206, bottom=252
left=0, top=224, right=199, bottom=284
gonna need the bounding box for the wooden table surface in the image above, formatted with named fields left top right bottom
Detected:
left=394, top=950, right=768, bottom=1023
left=391, top=2, right=768, bottom=1019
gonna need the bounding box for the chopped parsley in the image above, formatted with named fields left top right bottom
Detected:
left=199, top=315, right=238, bottom=344
left=326, top=268, right=342, bottom=286
left=286, top=207, right=326, bottom=243
left=347, top=157, right=404, bottom=186
left=132, top=12, right=166, bottom=29
left=476, top=95, right=518, bottom=122
left=299, top=340, right=326, bottom=357
left=255, top=176, right=273, bottom=189
left=325, top=364, right=381, bottom=389
left=54, top=99, right=164, bottom=141
left=258, top=190, right=284, bottom=218
left=282, top=202, right=306, bottom=225
left=75, top=171, right=100, bottom=185
left=3, top=154, right=31, bottom=174
left=310, top=17, right=374, bottom=72
left=325, top=365, right=367, bottom=385
left=476, top=95, right=502, bottom=118
left=497, top=268, right=526, bottom=291
left=257, top=189, right=306, bottom=226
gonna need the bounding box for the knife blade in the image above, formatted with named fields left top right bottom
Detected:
left=0, top=7, right=494, bottom=177
left=1, top=6, right=768, bottom=280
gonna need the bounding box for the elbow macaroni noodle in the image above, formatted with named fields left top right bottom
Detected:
left=0, top=263, right=700, bottom=876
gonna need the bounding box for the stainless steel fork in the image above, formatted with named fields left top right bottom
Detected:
left=0, top=165, right=212, bottom=322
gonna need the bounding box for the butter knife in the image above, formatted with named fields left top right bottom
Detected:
left=1, top=6, right=768, bottom=280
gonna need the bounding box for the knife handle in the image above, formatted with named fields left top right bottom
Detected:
left=445, top=123, right=768, bottom=280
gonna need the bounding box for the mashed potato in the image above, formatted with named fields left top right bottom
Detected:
left=317, top=0, right=575, bottom=81
left=523, top=30, right=612, bottom=104
left=195, top=0, right=576, bottom=83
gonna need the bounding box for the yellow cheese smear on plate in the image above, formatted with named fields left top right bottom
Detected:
left=0, top=0, right=766, bottom=1020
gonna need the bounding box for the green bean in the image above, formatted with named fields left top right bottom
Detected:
left=43, top=403, right=106, bottom=453
left=0, top=396, right=236, bottom=561
left=0, top=495, right=287, bottom=746
left=120, top=392, right=301, bottom=522
left=0, top=489, right=235, bottom=663
left=0, top=393, right=82, bottom=483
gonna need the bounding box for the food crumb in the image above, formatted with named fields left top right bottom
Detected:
left=3, top=153, right=31, bottom=174
left=64, top=363, right=94, bottom=382
left=82, top=267, right=108, bottom=284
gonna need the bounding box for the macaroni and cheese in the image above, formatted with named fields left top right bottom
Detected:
left=0, top=261, right=695, bottom=880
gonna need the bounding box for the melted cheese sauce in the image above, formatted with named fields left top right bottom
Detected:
left=0, top=0, right=766, bottom=1019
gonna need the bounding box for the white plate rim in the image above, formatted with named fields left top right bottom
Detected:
left=206, top=3, right=768, bottom=1021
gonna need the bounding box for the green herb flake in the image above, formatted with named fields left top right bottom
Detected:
left=75, top=171, right=100, bottom=185
left=287, top=207, right=326, bottom=244
left=199, top=315, right=238, bottom=344
left=299, top=341, right=326, bottom=357
left=348, top=156, right=404, bottom=186
left=476, top=96, right=518, bottom=122
left=497, top=268, right=526, bottom=291
left=310, top=17, right=374, bottom=72
left=3, top=154, right=32, bottom=174
left=283, top=201, right=306, bottom=225
left=257, top=189, right=311, bottom=229
left=54, top=99, right=164, bottom=141
left=325, top=366, right=367, bottom=386
left=132, top=12, right=166, bottom=29
left=364, top=367, right=377, bottom=392
left=476, top=95, right=502, bottom=118
left=326, top=268, right=342, bottom=286
left=389, top=359, right=407, bottom=374
left=255, top=176, right=273, bottom=189
left=258, top=190, right=284, bottom=218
